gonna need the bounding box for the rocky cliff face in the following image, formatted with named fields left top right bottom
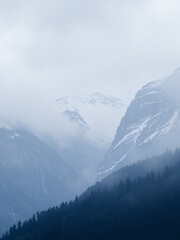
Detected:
left=98, top=70, right=180, bottom=180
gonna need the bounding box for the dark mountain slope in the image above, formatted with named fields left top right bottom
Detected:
left=2, top=149, right=180, bottom=240
left=0, top=126, right=78, bottom=234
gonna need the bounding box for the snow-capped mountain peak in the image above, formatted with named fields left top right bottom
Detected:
left=54, top=92, right=126, bottom=144
left=55, top=92, right=125, bottom=112
left=98, top=69, right=180, bottom=180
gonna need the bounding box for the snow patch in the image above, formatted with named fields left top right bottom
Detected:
left=159, top=110, right=178, bottom=135
left=144, top=111, right=178, bottom=144
left=143, top=79, right=164, bottom=90
left=114, top=154, right=127, bottom=164
left=0, top=124, right=12, bottom=131
left=9, top=133, right=21, bottom=140
left=113, top=117, right=151, bottom=150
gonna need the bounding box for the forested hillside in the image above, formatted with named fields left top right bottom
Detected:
left=2, top=150, right=180, bottom=240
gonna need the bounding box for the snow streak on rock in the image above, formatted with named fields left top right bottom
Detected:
left=98, top=71, right=180, bottom=180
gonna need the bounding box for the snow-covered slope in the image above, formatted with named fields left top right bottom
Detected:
left=0, top=125, right=79, bottom=234
left=98, top=70, right=180, bottom=180
left=54, top=92, right=126, bottom=144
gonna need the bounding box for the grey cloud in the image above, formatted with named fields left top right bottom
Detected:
left=1, top=0, right=180, bottom=135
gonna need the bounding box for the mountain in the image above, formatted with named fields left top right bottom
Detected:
left=2, top=150, right=180, bottom=240
left=52, top=92, right=126, bottom=186
left=98, top=69, right=180, bottom=180
left=54, top=92, right=126, bottom=144
left=0, top=92, right=126, bottom=234
left=0, top=124, right=78, bottom=234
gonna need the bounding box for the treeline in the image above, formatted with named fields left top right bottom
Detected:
left=2, top=150, right=180, bottom=240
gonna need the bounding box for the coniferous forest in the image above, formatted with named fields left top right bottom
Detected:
left=2, top=150, right=180, bottom=240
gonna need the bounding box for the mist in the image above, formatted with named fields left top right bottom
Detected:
left=1, top=0, right=180, bottom=144
left=1, top=1, right=180, bottom=238
left=0, top=84, right=81, bottom=146
left=1, top=0, right=180, bottom=107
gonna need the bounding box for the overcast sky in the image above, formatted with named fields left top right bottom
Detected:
left=1, top=0, right=180, bottom=109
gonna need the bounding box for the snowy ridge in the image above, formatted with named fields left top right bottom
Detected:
left=54, top=92, right=126, bottom=144
left=142, top=78, right=165, bottom=90
left=63, top=110, right=89, bottom=128
left=0, top=124, right=12, bottom=131
left=56, top=92, right=124, bottom=112
left=0, top=123, right=22, bottom=140
left=98, top=69, right=180, bottom=180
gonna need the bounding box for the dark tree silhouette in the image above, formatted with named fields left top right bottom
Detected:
left=2, top=149, right=180, bottom=240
